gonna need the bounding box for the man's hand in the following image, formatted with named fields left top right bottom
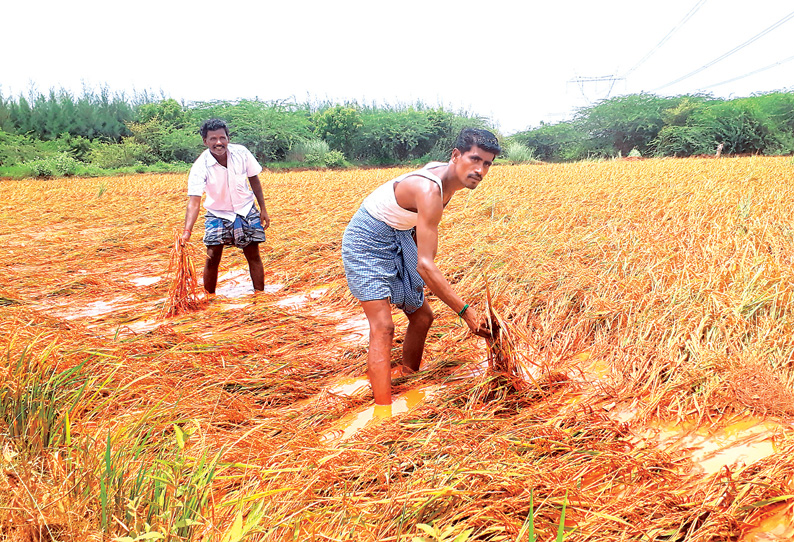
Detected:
left=462, top=306, right=492, bottom=338
left=181, top=229, right=192, bottom=244
left=261, top=209, right=271, bottom=229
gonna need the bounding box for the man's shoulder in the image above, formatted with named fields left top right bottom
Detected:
left=190, top=149, right=211, bottom=170
left=228, top=143, right=253, bottom=155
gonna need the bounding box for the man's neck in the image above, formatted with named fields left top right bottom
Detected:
left=439, top=164, right=463, bottom=197
left=211, top=150, right=228, bottom=167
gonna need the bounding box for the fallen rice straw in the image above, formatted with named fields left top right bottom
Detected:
left=161, top=229, right=204, bottom=318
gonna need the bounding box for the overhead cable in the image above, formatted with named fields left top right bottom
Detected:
left=698, top=54, right=794, bottom=90
left=623, top=0, right=708, bottom=77
left=655, top=9, right=794, bottom=92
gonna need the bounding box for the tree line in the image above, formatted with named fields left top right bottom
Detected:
left=1, top=87, right=792, bottom=177
left=511, top=91, right=794, bottom=162
left=0, top=87, right=491, bottom=177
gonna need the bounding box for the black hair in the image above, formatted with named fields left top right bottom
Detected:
left=199, top=118, right=229, bottom=139
left=454, top=128, right=501, bottom=156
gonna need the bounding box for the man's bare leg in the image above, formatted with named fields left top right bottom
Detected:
left=361, top=299, right=395, bottom=405
left=402, top=300, right=434, bottom=373
left=242, top=242, right=265, bottom=291
left=204, top=245, right=224, bottom=293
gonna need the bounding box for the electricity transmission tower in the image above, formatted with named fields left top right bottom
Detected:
left=567, top=75, right=626, bottom=104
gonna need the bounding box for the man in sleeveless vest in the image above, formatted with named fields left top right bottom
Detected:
left=342, top=128, right=501, bottom=405
left=182, top=118, right=271, bottom=294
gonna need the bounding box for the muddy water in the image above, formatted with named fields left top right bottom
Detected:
left=741, top=505, right=794, bottom=541
left=322, top=386, right=440, bottom=443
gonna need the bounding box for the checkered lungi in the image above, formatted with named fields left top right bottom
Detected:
left=203, top=205, right=266, bottom=248
left=341, top=206, right=424, bottom=314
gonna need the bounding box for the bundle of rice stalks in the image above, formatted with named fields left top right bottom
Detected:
left=161, top=230, right=205, bottom=318
left=482, top=281, right=529, bottom=395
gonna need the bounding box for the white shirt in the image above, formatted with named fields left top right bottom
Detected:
left=187, top=143, right=263, bottom=222
left=362, top=162, right=446, bottom=230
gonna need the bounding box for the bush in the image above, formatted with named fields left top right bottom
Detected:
left=25, top=152, right=79, bottom=177
left=90, top=138, right=150, bottom=168
left=323, top=150, right=347, bottom=168
left=313, top=105, right=362, bottom=156
left=288, top=139, right=330, bottom=165
left=286, top=139, right=348, bottom=168
left=503, top=141, right=538, bottom=163
left=0, top=130, right=66, bottom=166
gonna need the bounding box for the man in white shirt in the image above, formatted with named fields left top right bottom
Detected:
left=181, top=118, right=271, bottom=294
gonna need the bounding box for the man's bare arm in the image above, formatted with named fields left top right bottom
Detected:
left=249, top=175, right=270, bottom=229
left=182, top=195, right=202, bottom=242
left=413, top=185, right=489, bottom=337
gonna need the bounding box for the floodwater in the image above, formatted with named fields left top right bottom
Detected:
left=276, top=286, right=328, bottom=309
left=322, top=386, right=440, bottom=443
left=129, top=276, right=161, bottom=287
left=215, top=269, right=254, bottom=298
left=741, top=505, right=794, bottom=541
left=644, top=417, right=783, bottom=475
left=327, top=376, right=371, bottom=397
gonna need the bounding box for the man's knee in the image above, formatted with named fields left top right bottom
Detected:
left=370, top=320, right=395, bottom=339
left=412, top=304, right=434, bottom=329
left=205, top=246, right=223, bottom=267
left=243, top=243, right=262, bottom=262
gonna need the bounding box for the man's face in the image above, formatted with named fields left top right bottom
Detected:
left=203, top=128, right=229, bottom=159
left=452, top=145, right=496, bottom=189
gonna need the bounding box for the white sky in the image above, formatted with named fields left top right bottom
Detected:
left=4, top=0, right=793, bottom=135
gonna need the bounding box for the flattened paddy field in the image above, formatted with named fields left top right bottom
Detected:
left=3, top=156, right=794, bottom=541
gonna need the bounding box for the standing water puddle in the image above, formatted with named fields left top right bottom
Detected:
left=129, top=276, right=161, bottom=287
left=644, top=417, right=784, bottom=475
left=741, top=504, right=794, bottom=541
left=322, top=386, right=440, bottom=443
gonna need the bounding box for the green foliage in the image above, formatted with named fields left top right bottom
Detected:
left=26, top=152, right=80, bottom=177
left=577, top=93, right=679, bottom=157
left=0, top=129, right=64, bottom=166
left=287, top=138, right=330, bottom=165
left=127, top=119, right=201, bottom=163
left=0, top=336, right=90, bottom=455
left=353, top=105, right=486, bottom=163
left=690, top=99, right=771, bottom=154
left=60, top=132, right=94, bottom=161
left=136, top=98, right=189, bottom=128
left=503, top=140, right=538, bottom=163
left=192, top=99, right=313, bottom=162
left=313, top=104, right=362, bottom=156
left=91, top=138, right=151, bottom=168
left=514, top=91, right=794, bottom=161
left=127, top=99, right=201, bottom=163
left=286, top=139, right=348, bottom=168
left=653, top=125, right=713, bottom=156
left=323, top=149, right=347, bottom=168
left=1, top=86, right=138, bottom=141
left=511, top=121, right=583, bottom=162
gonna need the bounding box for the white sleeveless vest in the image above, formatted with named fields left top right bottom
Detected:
left=362, top=162, right=447, bottom=230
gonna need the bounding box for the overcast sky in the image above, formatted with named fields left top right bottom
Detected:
left=4, top=0, right=793, bottom=135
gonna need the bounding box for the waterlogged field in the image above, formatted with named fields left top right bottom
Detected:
left=2, top=157, right=794, bottom=541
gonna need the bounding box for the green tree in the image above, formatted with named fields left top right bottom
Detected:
left=192, top=99, right=313, bottom=162
left=577, top=93, right=678, bottom=157
left=313, top=104, right=362, bottom=157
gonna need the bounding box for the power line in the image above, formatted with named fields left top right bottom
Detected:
left=697, top=54, right=794, bottom=91
left=623, top=0, right=708, bottom=78
left=567, top=75, right=626, bottom=104
left=655, top=9, right=794, bottom=92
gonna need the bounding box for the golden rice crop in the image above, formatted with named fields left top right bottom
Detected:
left=2, top=156, right=794, bottom=541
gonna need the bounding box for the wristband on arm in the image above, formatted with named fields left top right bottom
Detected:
left=457, top=304, right=469, bottom=317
